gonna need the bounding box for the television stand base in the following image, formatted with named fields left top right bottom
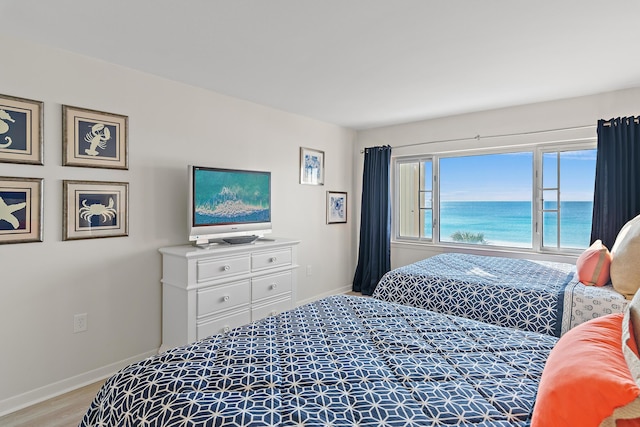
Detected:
left=222, top=235, right=259, bottom=245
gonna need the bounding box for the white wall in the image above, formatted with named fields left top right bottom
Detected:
left=0, top=34, right=355, bottom=414
left=355, top=87, right=640, bottom=269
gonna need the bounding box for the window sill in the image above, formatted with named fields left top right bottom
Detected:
left=391, top=239, right=580, bottom=264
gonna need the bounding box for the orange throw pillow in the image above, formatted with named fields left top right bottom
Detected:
left=531, top=313, right=640, bottom=427
left=576, top=239, right=612, bottom=286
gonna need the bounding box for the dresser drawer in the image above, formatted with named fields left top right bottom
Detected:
left=252, top=297, right=292, bottom=322
left=197, top=280, right=251, bottom=318
left=197, top=309, right=251, bottom=339
left=252, top=248, right=292, bottom=271
left=252, top=271, right=292, bottom=301
left=197, top=254, right=251, bottom=282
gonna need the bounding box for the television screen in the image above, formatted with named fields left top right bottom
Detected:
left=194, top=168, right=270, bottom=225
left=189, top=166, right=272, bottom=245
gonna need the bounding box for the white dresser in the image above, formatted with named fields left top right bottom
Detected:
left=159, top=238, right=299, bottom=351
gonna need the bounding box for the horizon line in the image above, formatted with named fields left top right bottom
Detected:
left=441, top=199, right=593, bottom=203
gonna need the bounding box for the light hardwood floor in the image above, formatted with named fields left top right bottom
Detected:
left=0, top=381, right=105, bottom=427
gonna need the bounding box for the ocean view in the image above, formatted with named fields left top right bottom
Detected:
left=433, top=201, right=593, bottom=249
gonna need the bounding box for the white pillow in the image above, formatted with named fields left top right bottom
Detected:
left=611, top=214, right=640, bottom=299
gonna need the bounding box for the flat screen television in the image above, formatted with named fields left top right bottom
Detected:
left=188, top=165, right=272, bottom=246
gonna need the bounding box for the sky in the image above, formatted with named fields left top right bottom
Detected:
left=438, top=150, right=596, bottom=202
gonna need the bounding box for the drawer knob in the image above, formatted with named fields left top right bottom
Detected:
left=223, top=265, right=231, bottom=271
left=270, top=283, right=278, bottom=290
left=270, top=256, right=277, bottom=263
left=223, top=295, right=230, bottom=302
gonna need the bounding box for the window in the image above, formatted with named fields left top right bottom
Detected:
left=540, top=148, right=596, bottom=250
left=397, top=159, right=432, bottom=239
left=395, top=142, right=596, bottom=252
left=439, top=153, right=533, bottom=248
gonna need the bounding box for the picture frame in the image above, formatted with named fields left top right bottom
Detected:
left=300, top=147, right=324, bottom=185
left=62, top=105, right=128, bottom=169
left=63, top=180, right=129, bottom=240
left=326, top=191, right=347, bottom=224
left=0, top=94, right=44, bottom=165
left=0, top=176, right=43, bottom=244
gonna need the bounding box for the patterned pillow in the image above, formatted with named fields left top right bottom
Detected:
left=576, top=239, right=612, bottom=286
left=627, top=290, right=640, bottom=360
left=611, top=214, right=640, bottom=299
left=617, top=291, right=640, bottom=425
left=531, top=311, right=640, bottom=426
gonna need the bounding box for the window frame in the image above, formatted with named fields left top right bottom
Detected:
left=395, top=156, right=434, bottom=242
left=535, top=142, right=598, bottom=253
left=393, top=140, right=597, bottom=255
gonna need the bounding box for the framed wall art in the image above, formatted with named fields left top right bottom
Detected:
left=0, top=94, right=43, bottom=165
left=62, top=105, right=128, bottom=169
left=63, top=180, right=129, bottom=240
left=300, top=147, right=324, bottom=185
left=327, top=191, right=347, bottom=224
left=0, top=176, right=43, bottom=244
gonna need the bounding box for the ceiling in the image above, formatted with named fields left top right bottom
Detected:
left=1, top=0, right=639, bottom=130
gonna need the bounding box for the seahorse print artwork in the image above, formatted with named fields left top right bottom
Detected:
left=0, top=196, right=26, bottom=229
left=0, top=109, right=15, bottom=148
left=84, top=123, right=112, bottom=156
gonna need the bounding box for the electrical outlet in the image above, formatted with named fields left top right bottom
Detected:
left=306, top=265, right=313, bottom=276
left=74, top=313, right=87, bottom=333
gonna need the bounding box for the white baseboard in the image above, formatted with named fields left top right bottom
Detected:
left=295, top=284, right=353, bottom=306
left=0, top=349, right=158, bottom=417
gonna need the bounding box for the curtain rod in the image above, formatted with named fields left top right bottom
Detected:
left=360, top=123, right=597, bottom=153
left=602, top=117, right=640, bottom=126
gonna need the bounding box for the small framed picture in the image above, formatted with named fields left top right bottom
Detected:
left=0, top=94, right=44, bottom=165
left=0, top=176, right=43, bottom=244
left=63, top=180, right=129, bottom=240
left=327, top=191, right=347, bottom=224
left=63, top=105, right=128, bottom=169
left=300, top=147, right=324, bottom=185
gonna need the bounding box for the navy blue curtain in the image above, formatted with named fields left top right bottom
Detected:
left=352, top=145, right=391, bottom=295
left=590, top=116, right=640, bottom=249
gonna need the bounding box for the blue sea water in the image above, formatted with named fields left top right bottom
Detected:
left=434, top=201, right=592, bottom=249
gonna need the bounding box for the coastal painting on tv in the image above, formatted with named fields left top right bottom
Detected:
left=194, top=169, right=270, bottom=226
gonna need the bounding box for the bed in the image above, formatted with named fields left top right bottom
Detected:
left=81, top=295, right=558, bottom=426
left=372, top=253, right=628, bottom=337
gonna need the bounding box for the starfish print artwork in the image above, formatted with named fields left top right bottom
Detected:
left=0, top=196, right=26, bottom=229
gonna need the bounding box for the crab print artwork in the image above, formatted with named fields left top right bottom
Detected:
left=78, top=194, right=117, bottom=227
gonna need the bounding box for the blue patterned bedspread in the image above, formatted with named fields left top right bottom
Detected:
left=373, top=253, right=626, bottom=337
left=80, top=295, right=556, bottom=426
